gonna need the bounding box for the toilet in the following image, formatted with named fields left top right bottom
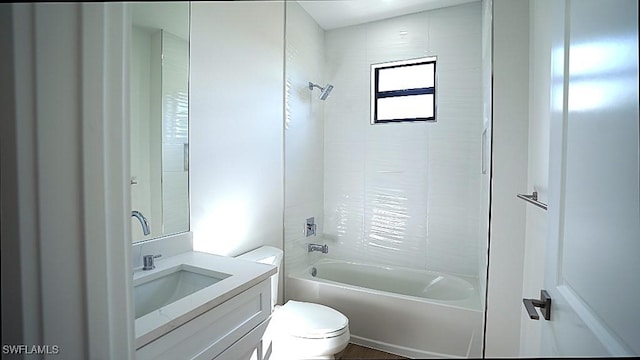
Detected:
left=237, top=246, right=350, bottom=360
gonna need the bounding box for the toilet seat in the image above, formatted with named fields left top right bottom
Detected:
left=277, top=300, right=349, bottom=339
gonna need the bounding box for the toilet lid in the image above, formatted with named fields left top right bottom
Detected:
left=278, top=301, right=349, bottom=339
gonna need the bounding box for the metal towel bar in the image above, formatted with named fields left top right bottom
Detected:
left=517, top=191, right=548, bottom=210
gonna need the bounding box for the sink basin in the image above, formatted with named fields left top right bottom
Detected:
left=134, top=265, right=231, bottom=319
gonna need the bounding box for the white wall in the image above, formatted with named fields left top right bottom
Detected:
left=518, top=0, right=552, bottom=356
left=484, top=0, right=530, bottom=357
left=190, top=1, right=285, bottom=256
left=322, top=3, right=484, bottom=276
left=283, top=1, right=326, bottom=279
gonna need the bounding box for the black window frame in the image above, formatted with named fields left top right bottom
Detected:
left=371, top=57, right=437, bottom=124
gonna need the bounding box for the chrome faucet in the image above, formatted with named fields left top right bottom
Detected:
left=142, top=254, right=161, bottom=271
left=308, top=243, right=328, bottom=254
left=131, top=210, right=150, bottom=236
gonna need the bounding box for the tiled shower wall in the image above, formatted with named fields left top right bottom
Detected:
left=284, top=2, right=485, bottom=281
left=323, top=2, right=483, bottom=276
left=284, top=1, right=326, bottom=276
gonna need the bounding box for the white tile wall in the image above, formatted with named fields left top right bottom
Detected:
left=322, top=2, right=484, bottom=276
left=284, top=1, right=326, bottom=277
left=284, top=2, right=488, bottom=282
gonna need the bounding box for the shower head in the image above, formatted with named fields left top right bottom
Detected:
left=308, top=82, right=334, bottom=101
left=319, top=84, right=334, bottom=100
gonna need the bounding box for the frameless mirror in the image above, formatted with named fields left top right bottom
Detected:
left=130, top=2, right=190, bottom=242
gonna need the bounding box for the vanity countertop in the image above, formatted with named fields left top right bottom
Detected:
left=133, top=251, right=276, bottom=349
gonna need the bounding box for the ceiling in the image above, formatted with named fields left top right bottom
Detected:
left=297, top=0, right=480, bottom=30
left=132, top=2, right=190, bottom=40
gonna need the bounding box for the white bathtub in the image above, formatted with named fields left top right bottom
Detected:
left=286, top=259, right=483, bottom=358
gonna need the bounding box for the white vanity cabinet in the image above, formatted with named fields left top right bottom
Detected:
left=136, top=279, right=270, bottom=360
left=134, top=252, right=275, bottom=360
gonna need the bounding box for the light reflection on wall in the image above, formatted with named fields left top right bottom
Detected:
left=193, top=199, right=249, bottom=255
left=552, top=36, right=638, bottom=112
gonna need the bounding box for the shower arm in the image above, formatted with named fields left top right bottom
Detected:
left=308, top=81, right=334, bottom=100
left=308, top=82, right=324, bottom=91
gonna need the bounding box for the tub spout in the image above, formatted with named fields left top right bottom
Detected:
left=308, top=243, right=328, bottom=254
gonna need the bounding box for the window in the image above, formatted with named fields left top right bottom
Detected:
left=371, top=56, right=437, bottom=124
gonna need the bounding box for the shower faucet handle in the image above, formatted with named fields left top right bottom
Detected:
left=305, top=217, right=316, bottom=237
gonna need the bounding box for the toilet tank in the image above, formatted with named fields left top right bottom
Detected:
left=236, top=246, right=283, bottom=309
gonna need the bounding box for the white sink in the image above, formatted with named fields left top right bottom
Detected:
left=133, top=251, right=277, bottom=349
left=134, top=264, right=231, bottom=319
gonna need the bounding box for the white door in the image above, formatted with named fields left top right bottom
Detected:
left=538, top=0, right=639, bottom=356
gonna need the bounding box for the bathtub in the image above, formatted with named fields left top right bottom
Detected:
left=286, top=259, right=483, bottom=358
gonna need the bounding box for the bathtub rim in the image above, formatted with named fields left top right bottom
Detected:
left=289, top=257, right=483, bottom=312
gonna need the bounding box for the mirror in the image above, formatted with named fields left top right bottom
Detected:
left=130, top=2, right=190, bottom=242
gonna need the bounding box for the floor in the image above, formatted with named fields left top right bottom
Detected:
left=338, top=344, right=408, bottom=360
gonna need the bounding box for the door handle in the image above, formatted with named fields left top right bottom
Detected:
left=523, top=289, right=551, bottom=320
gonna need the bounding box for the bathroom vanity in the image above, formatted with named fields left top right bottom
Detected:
left=134, top=251, right=276, bottom=360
